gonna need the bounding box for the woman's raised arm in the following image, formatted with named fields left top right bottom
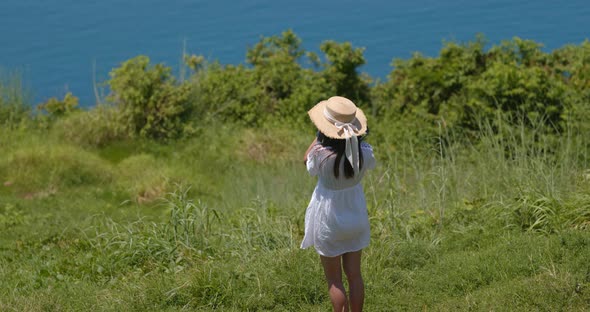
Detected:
left=303, top=137, right=318, bottom=164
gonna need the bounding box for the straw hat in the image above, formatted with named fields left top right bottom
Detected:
left=308, top=96, right=367, bottom=139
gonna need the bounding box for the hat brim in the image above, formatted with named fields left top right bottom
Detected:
left=308, top=100, right=367, bottom=139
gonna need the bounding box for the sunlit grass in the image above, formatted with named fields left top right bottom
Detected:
left=1, top=114, right=589, bottom=310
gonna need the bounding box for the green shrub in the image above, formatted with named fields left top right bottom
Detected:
left=465, top=62, right=566, bottom=129
left=551, top=40, right=590, bottom=134
left=320, top=40, right=371, bottom=106
left=375, top=37, right=487, bottom=119
left=190, top=63, right=262, bottom=125
left=371, top=36, right=583, bottom=148
left=108, top=55, right=192, bottom=140
left=555, top=40, right=590, bottom=93
left=247, top=29, right=305, bottom=101
left=371, top=38, right=488, bottom=144
left=36, top=92, right=80, bottom=118
left=188, top=31, right=320, bottom=127
left=245, top=30, right=327, bottom=126
left=271, top=76, right=330, bottom=129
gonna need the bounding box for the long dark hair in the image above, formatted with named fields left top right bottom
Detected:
left=317, top=130, right=365, bottom=179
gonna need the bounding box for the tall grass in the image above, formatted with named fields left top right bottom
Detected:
left=365, top=114, right=589, bottom=244
left=1, top=114, right=589, bottom=310
left=0, top=69, right=31, bottom=129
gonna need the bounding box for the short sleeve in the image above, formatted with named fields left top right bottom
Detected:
left=306, top=144, right=322, bottom=176
left=361, top=142, right=376, bottom=170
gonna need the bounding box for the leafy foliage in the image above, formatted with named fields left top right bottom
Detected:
left=247, top=29, right=305, bottom=101
left=190, top=63, right=262, bottom=124
left=108, top=55, right=192, bottom=140
left=320, top=40, right=371, bottom=105
left=372, top=36, right=588, bottom=146
left=36, top=92, right=80, bottom=118
left=188, top=30, right=371, bottom=128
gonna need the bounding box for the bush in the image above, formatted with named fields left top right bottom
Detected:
left=245, top=30, right=326, bottom=126
left=465, top=62, right=566, bottom=129
left=247, top=29, right=305, bottom=101
left=371, top=36, right=582, bottom=147
left=374, top=37, right=487, bottom=119
left=36, top=92, right=80, bottom=118
left=320, top=40, right=371, bottom=106
left=189, top=31, right=317, bottom=127
left=551, top=40, right=590, bottom=133
left=190, top=63, right=262, bottom=125
left=108, top=56, right=192, bottom=140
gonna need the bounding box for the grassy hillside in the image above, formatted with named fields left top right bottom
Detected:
left=1, top=33, right=590, bottom=310
left=1, top=121, right=589, bottom=311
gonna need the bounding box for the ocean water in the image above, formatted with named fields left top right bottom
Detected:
left=1, top=0, right=589, bottom=105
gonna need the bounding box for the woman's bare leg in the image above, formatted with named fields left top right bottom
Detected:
left=320, top=255, right=348, bottom=312
left=343, top=250, right=364, bottom=312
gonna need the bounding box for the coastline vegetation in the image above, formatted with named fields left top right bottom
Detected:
left=1, top=30, right=590, bottom=310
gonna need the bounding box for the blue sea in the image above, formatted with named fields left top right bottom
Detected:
left=1, top=0, right=589, bottom=105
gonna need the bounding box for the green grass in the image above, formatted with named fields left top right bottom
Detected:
left=1, top=119, right=589, bottom=311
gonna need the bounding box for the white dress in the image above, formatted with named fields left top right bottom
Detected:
left=300, top=142, right=376, bottom=257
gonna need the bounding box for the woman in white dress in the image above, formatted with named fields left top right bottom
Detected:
left=301, top=96, right=376, bottom=312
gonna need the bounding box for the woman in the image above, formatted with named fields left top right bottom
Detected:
left=301, top=96, right=376, bottom=312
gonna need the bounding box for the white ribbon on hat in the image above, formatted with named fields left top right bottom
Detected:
left=323, top=108, right=360, bottom=175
